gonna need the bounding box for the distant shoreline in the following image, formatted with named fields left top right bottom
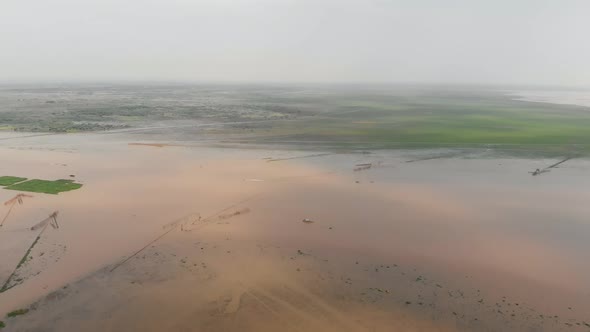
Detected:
left=509, top=90, right=590, bottom=108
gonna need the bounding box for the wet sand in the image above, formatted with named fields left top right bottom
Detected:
left=1, top=133, right=590, bottom=331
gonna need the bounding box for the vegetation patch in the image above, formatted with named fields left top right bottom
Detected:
left=6, top=308, right=29, bottom=318
left=6, top=179, right=82, bottom=195
left=2, top=85, right=590, bottom=156
left=0, top=176, right=27, bottom=186
left=0, top=321, right=4, bottom=329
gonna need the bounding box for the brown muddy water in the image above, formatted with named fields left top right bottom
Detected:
left=0, top=132, right=589, bottom=331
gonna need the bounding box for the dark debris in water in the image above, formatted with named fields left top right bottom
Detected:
left=348, top=258, right=588, bottom=331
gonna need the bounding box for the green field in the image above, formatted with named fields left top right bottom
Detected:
left=0, top=176, right=27, bottom=186
left=232, top=89, right=590, bottom=155
left=5, top=179, right=83, bottom=195
left=1, top=84, right=590, bottom=155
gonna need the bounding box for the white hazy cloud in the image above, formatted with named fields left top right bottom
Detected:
left=1, top=0, right=589, bottom=86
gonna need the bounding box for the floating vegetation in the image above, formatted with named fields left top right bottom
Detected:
left=0, top=176, right=27, bottom=186
left=5, top=179, right=82, bottom=195
left=6, top=309, right=29, bottom=318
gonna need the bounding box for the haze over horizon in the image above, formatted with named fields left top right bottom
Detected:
left=2, top=0, right=589, bottom=87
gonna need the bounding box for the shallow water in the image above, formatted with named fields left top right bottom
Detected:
left=0, top=132, right=589, bottom=331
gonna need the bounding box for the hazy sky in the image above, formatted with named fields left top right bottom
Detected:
left=1, top=0, right=589, bottom=86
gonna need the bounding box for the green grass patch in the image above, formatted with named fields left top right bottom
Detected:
left=6, top=179, right=82, bottom=195
left=250, top=94, right=590, bottom=156
left=0, top=321, right=4, bottom=329
left=0, top=176, right=27, bottom=186
left=6, top=308, right=29, bottom=318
